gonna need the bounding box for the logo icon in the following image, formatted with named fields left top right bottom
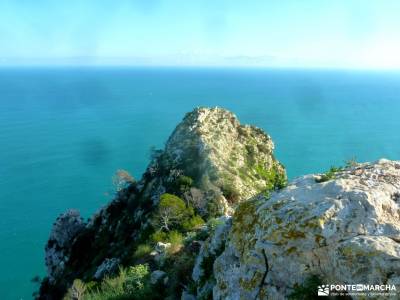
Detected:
left=356, top=284, right=364, bottom=291
left=318, top=285, right=330, bottom=296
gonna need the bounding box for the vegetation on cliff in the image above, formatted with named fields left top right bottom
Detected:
left=38, top=108, right=400, bottom=300
left=38, top=107, right=286, bottom=300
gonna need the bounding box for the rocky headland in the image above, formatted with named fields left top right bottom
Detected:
left=38, top=107, right=400, bottom=300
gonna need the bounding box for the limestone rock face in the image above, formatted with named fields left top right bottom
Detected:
left=162, top=107, right=286, bottom=215
left=192, top=216, right=232, bottom=298
left=213, top=159, right=400, bottom=299
left=45, top=210, right=85, bottom=284
left=94, top=258, right=120, bottom=280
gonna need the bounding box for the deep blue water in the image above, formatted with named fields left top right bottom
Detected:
left=1, top=67, right=400, bottom=299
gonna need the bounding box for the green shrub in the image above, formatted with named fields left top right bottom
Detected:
left=273, top=168, right=288, bottom=189
left=133, top=244, right=152, bottom=260
left=316, top=166, right=343, bottom=183
left=177, top=175, right=193, bottom=190
left=167, top=230, right=184, bottom=254
left=98, top=269, right=127, bottom=296
left=256, top=164, right=287, bottom=192
left=168, top=175, right=194, bottom=195
left=167, top=230, right=183, bottom=244
left=316, top=159, right=357, bottom=183
left=123, top=264, right=150, bottom=294
left=150, top=230, right=168, bottom=243
left=182, top=215, right=205, bottom=231
left=84, top=270, right=125, bottom=300
left=63, top=279, right=87, bottom=300
left=83, top=264, right=157, bottom=300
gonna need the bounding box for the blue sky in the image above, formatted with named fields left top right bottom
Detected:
left=1, top=0, right=400, bottom=68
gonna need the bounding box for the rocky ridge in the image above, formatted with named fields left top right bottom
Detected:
left=38, top=106, right=400, bottom=300
left=38, top=107, right=286, bottom=299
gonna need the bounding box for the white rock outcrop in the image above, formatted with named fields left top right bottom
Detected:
left=192, top=216, right=232, bottom=298
left=213, top=159, right=400, bottom=299
left=163, top=107, right=286, bottom=214
left=94, top=258, right=120, bottom=280
left=45, top=209, right=85, bottom=283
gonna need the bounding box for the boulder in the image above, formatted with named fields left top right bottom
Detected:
left=213, top=159, right=400, bottom=299
left=155, top=242, right=171, bottom=253
left=150, top=270, right=167, bottom=285
left=94, top=258, right=120, bottom=280
left=181, top=290, right=196, bottom=300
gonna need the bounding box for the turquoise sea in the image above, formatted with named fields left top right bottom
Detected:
left=1, top=68, right=400, bottom=299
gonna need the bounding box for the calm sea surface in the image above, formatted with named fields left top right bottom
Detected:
left=1, top=67, right=400, bottom=299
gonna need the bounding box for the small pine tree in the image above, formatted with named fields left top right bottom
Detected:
left=154, top=193, right=188, bottom=231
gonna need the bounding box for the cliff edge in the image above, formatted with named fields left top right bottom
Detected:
left=38, top=107, right=286, bottom=299
left=213, top=159, right=400, bottom=299
left=38, top=107, right=400, bottom=300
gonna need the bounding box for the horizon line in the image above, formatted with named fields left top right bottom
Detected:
left=1, top=64, right=400, bottom=72
left=2, top=55, right=400, bottom=71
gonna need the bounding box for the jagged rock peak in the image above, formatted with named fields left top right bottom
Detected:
left=213, top=159, right=400, bottom=299
left=161, top=107, right=286, bottom=213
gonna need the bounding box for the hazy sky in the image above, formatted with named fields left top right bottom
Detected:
left=1, top=0, right=400, bottom=68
